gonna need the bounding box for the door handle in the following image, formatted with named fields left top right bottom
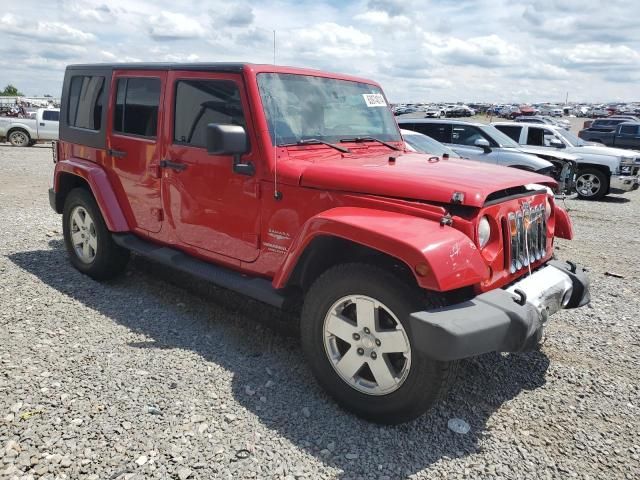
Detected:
left=160, top=159, right=187, bottom=172
left=107, top=149, right=127, bottom=158
left=40, top=122, right=45, bottom=126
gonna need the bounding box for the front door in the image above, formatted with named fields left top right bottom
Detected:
left=39, top=110, right=60, bottom=140
left=107, top=71, right=166, bottom=233
left=161, top=71, right=261, bottom=262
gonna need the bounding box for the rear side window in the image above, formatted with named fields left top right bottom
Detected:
left=410, top=123, right=451, bottom=143
left=114, top=77, right=161, bottom=138
left=620, top=124, right=639, bottom=135
left=43, top=110, right=59, bottom=121
left=173, top=79, right=246, bottom=148
left=496, top=125, right=521, bottom=141
left=67, top=76, right=104, bottom=130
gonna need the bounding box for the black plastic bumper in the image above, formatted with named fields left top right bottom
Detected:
left=409, top=260, right=590, bottom=362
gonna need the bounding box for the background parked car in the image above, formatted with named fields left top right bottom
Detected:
left=397, top=118, right=563, bottom=183
left=0, top=107, right=59, bottom=146
left=401, top=129, right=460, bottom=157
left=492, top=121, right=640, bottom=199
left=579, top=122, right=640, bottom=149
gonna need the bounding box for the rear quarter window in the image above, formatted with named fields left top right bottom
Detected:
left=67, top=76, right=104, bottom=130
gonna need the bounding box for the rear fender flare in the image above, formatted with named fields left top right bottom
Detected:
left=273, top=207, right=489, bottom=292
left=54, top=158, right=129, bottom=232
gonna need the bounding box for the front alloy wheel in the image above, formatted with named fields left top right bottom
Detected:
left=576, top=169, right=607, bottom=200
left=323, top=295, right=411, bottom=396
left=301, top=263, right=457, bottom=424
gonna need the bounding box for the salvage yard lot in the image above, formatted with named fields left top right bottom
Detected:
left=1, top=145, right=639, bottom=479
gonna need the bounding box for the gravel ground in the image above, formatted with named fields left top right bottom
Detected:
left=1, top=144, right=639, bottom=480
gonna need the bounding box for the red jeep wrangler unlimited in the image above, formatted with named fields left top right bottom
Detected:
left=49, top=63, right=589, bottom=423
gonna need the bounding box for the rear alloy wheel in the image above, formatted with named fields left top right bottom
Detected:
left=8, top=130, right=30, bottom=147
left=301, top=263, right=457, bottom=424
left=63, top=188, right=129, bottom=280
left=576, top=168, right=608, bottom=200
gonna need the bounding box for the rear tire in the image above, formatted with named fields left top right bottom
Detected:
left=8, top=130, right=30, bottom=147
left=300, top=263, right=457, bottom=424
left=576, top=168, right=608, bottom=200
left=62, top=188, right=129, bottom=280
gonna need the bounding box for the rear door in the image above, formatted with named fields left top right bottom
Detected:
left=107, top=71, right=166, bottom=233
left=39, top=110, right=60, bottom=140
left=616, top=124, right=640, bottom=149
left=161, top=70, right=261, bottom=262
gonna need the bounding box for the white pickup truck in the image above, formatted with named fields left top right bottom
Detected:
left=0, top=108, right=60, bottom=146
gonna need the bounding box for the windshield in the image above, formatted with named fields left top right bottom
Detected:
left=558, top=129, right=588, bottom=147
left=402, top=130, right=458, bottom=157
left=257, top=73, right=401, bottom=146
left=479, top=124, right=521, bottom=148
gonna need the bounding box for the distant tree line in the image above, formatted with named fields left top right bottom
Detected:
left=0, top=85, right=25, bottom=96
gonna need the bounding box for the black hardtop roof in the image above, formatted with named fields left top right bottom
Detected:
left=66, top=62, right=249, bottom=72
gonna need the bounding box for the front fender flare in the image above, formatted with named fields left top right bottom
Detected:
left=54, top=158, right=129, bottom=232
left=273, top=207, right=489, bottom=292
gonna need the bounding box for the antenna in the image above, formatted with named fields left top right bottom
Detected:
left=273, top=29, right=282, bottom=200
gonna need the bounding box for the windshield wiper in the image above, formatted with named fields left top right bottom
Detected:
left=280, top=138, right=351, bottom=153
left=340, top=136, right=400, bottom=151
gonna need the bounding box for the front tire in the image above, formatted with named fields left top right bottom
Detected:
left=301, top=263, right=457, bottom=424
left=62, top=188, right=129, bottom=280
left=576, top=168, right=608, bottom=200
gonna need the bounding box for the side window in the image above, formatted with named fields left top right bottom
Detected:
left=173, top=79, right=246, bottom=148
left=526, top=127, right=546, bottom=146
left=451, top=125, right=486, bottom=146
left=496, top=125, right=521, bottom=141
left=113, top=77, right=161, bottom=138
left=412, top=123, right=451, bottom=143
left=43, top=110, right=60, bottom=121
left=620, top=124, right=638, bottom=135
left=67, top=76, right=104, bottom=130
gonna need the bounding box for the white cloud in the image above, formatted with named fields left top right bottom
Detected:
left=0, top=13, right=95, bottom=45
left=148, top=11, right=206, bottom=40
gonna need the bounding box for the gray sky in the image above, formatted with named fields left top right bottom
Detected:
left=1, top=0, right=638, bottom=103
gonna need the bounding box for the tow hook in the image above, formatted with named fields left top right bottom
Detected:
left=513, top=289, right=527, bottom=306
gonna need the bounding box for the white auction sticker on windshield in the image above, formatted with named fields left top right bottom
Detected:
left=362, top=93, right=387, bottom=107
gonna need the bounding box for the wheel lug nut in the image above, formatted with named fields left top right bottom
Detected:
left=353, top=333, right=360, bottom=341
left=363, top=327, right=370, bottom=334
left=370, top=352, right=377, bottom=359
left=375, top=339, right=381, bottom=346
left=357, top=348, right=364, bottom=356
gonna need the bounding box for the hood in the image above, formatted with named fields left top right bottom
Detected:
left=296, top=151, right=556, bottom=208
left=518, top=146, right=581, bottom=161
left=575, top=145, right=639, bottom=159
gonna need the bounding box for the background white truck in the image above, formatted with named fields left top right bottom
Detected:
left=0, top=108, right=60, bottom=146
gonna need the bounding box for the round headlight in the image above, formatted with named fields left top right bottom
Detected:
left=478, top=216, right=491, bottom=249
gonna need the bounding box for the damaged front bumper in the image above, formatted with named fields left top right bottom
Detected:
left=409, top=260, right=590, bottom=361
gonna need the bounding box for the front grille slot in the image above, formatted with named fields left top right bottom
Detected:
left=507, top=204, right=546, bottom=273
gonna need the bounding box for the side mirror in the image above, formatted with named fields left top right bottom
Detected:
left=206, top=124, right=254, bottom=176
left=549, top=138, right=565, bottom=149
left=206, top=124, right=248, bottom=155
left=474, top=137, right=492, bottom=153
